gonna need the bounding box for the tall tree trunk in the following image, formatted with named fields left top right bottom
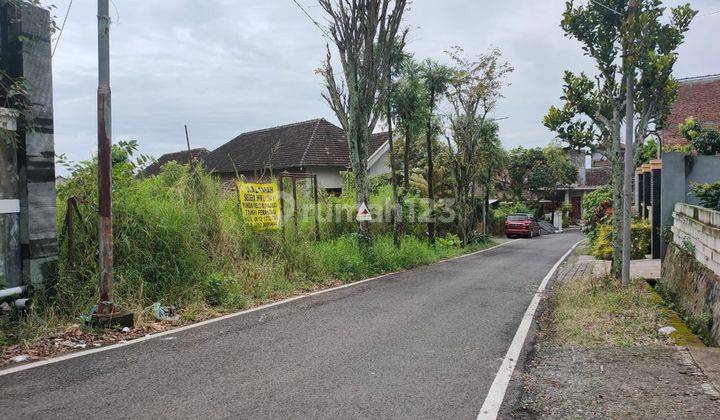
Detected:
left=403, top=130, right=411, bottom=192
left=387, top=71, right=401, bottom=248
left=610, top=116, right=624, bottom=279
left=621, top=0, right=637, bottom=286
left=483, top=163, right=492, bottom=236
left=347, top=103, right=371, bottom=246
left=426, top=89, right=437, bottom=245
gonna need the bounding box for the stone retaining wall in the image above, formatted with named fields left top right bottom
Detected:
left=663, top=202, right=720, bottom=345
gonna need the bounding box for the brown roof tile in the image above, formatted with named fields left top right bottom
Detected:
left=144, top=148, right=209, bottom=176
left=204, top=118, right=389, bottom=174
left=663, top=74, right=720, bottom=147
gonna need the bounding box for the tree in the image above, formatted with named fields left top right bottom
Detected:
left=386, top=39, right=407, bottom=248
left=419, top=60, right=452, bottom=245
left=475, top=122, right=507, bottom=236
left=507, top=145, right=577, bottom=202
left=445, top=47, right=513, bottom=244
left=318, top=0, right=407, bottom=244
left=391, top=57, right=429, bottom=193
left=545, top=0, right=694, bottom=281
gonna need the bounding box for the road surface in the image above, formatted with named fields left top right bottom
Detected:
left=1, top=231, right=582, bottom=419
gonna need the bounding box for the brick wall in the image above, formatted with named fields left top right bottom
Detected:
left=663, top=74, right=720, bottom=147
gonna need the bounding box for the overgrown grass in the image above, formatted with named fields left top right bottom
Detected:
left=551, top=275, right=664, bottom=347
left=1, top=146, right=495, bottom=348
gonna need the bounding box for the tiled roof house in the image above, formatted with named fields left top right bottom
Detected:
left=203, top=118, right=390, bottom=192
left=147, top=118, right=391, bottom=193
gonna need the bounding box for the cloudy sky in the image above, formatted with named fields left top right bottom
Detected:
left=47, top=0, right=720, bottom=175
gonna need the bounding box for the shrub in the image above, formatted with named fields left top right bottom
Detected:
left=202, top=273, right=247, bottom=309
left=690, top=181, right=720, bottom=211
left=582, top=187, right=613, bottom=245
left=592, top=219, right=650, bottom=260
left=679, top=117, right=720, bottom=156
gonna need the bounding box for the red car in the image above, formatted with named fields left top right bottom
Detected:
left=505, top=213, right=540, bottom=238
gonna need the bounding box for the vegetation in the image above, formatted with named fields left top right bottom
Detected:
left=445, top=47, right=513, bottom=244
left=1, top=142, right=495, bottom=347
left=507, top=144, right=577, bottom=201
left=637, top=138, right=658, bottom=165
left=690, top=181, right=720, bottom=211
left=592, top=219, right=650, bottom=261
left=551, top=275, right=664, bottom=347
left=583, top=187, right=649, bottom=261
left=545, top=0, right=695, bottom=280
left=679, top=117, right=720, bottom=156
left=317, top=0, right=407, bottom=245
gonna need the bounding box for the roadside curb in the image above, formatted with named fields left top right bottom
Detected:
left=477, top=239, right=585, bottom=419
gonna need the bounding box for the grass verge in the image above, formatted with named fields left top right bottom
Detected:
left=550, top=275, right=665, bottom=347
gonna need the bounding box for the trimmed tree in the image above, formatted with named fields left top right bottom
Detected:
left=545, top=0, right=694, bottom=280
left=445, top=47, right=513, bottom=244
left=318, top=0, right=407, bottom=244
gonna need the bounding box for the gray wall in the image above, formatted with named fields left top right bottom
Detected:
left=0, top=4, right=56, bottom=288
left=661, top=153, right=720, bottom=258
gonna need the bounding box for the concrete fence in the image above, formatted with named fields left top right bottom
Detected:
left=664, top=202, right=720, bottom=344
left=672, top=203, right=720, bottom=276
left=661, top=152, right=720, bottom=258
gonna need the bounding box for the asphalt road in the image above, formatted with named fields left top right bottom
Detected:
left=1, top=230, right=582, bottom=419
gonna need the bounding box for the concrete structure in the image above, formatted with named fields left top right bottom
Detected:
left=660, top=153, right=720, bottom=259
left=0, top=3, right=57, bottom=289
left=671, top=203, right=720, bottom=276
left=664, top=202, right=720, bottom=345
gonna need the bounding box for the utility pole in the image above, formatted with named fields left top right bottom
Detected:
left=96, top=0, right=114, bottom=316
left=621, top=0, right=637, bottom=286
left=184, top=124, right=191, bottom=153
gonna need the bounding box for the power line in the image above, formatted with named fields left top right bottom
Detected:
left=588, top=0, right=621, bottom=16
left=52, top=0, right=73, bottom=57
left=291, top=0, right=331, bottom=39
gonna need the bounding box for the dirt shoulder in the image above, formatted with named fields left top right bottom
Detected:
left=505, top=247, right=720, bottom=419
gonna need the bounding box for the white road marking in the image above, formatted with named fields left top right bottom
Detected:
left=477, top=239, right=585, bottom=420
left=0, top=239, right=520, bottom=377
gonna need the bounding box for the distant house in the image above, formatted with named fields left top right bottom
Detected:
left=551, top=148, right=611, bottom=220
left=144, top=148, right=209, bottom=176
left=202, top=118, right=390, bottom=194
left=662, top=74, right=720, bottom=148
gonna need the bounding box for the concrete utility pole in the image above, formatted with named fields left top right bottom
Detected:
left=97, top=0, right=114, bottom=315
left=621, top=0, right=637, bottom=286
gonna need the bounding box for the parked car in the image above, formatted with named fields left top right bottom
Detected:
left=505, top=213, right=540, bottom=238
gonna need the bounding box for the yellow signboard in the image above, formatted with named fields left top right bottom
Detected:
left=237, top=182, right=281, bottom=231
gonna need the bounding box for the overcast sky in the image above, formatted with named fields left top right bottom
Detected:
left=47, top=0, right=720, bottom=175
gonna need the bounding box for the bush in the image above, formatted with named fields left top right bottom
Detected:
left=582, top=187, right=613, bottom=245
left=592, top=219, right=650, bottom=260
left=679, top=117, right=720, bottom=156
left=202, top=273, right=247, bottom=309
left=312, top=234, right=461, bottom=281
left=690, top=181, right=720, bottom=211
